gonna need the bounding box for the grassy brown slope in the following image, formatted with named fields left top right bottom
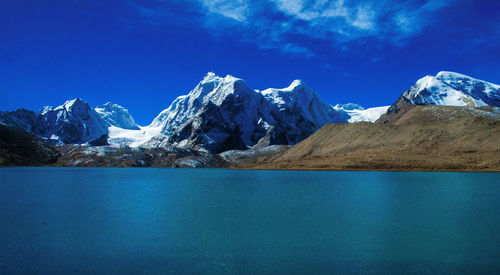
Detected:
left=245, top=105, right=500, bottom=171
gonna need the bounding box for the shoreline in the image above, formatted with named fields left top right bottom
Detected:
left=232, top=166, right=500, bottom=173
left=1, top=165, right=499, bottom=172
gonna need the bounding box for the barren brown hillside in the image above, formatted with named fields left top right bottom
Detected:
left=243, top=105, right=500, bottom=171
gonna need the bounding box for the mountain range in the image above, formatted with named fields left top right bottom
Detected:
left=0, top=72, right=388, bottom=152
left=1, top=71, right=499, bottom=169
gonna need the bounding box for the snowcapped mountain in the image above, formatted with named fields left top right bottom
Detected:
left=145, top=72, right=348, bottom=153
left=402, top=71, right=500, bottom=107
left=95, top=102, right=139, bottom=130
left=0, top=99, right=140, bottom=144
left=334, top=104, right=390, bottom=123
left=378, top=71, right=500, bottom=124
left=35, top=98, right=109, bottom=144
left=260, top=79, right=349, bottom=144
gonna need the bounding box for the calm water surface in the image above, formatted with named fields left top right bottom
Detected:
left=0, top=168, right=499, bottom=274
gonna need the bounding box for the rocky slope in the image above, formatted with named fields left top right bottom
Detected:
left=244, top=105, right=500, bottom=171
left=55, top=145, right=228, bottom=168
left=0, top=122, right=227, bottom=167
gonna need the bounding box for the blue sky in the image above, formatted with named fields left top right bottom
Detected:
left=1, top=0, right=499, bottom=124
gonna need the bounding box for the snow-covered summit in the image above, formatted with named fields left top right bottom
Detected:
left=150, top=72, right=257, bottom=131
left=261, top=79, right=347, bottom=129
left=145, top=72, right=349, bottom=152
left=403, top=71, right=500, bottom=107
left=95, top=102, right=139, bottom=130
left=261, top=79, right=313, bottom=107
left=36, top=98, right=108, bottom=144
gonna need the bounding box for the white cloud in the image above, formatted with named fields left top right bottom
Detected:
left=282, top=43, right=315, bottom=57
left=351, top=5, right=376, bottom=30
left=129, top=0, right=457, bottom=56
left=199, top=0, right=248, bottom=22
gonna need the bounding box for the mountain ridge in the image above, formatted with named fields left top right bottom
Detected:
left=1, top=71, right=498, bottom=157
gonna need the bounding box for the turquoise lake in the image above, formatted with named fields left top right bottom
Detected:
left=0, top=168, right=499, bottom=274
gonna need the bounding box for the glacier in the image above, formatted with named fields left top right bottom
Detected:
left=95, top=102, right=140, bottom=130
left=334, top=104, right=390, bottom=123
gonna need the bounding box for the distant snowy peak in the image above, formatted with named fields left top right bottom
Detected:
left=0, top=98, right=109, bottom=144
left=37, top=98, right=108, bottom=144
left=261, top=79, right=312, bottom=108
left=95, top=102, right=139, bottom=130
left=403, top=71, right=500, bottom=107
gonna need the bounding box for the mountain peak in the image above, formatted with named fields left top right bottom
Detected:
left=63, top=98, right=89, bottom=110
left=402, top=71, right=500, bottom=107
left=201, top=72, right=242, bottom=84
left=202, top=71, right=218, bottom=82
left=286, top=79, right=311, bottom=91
left=436, top=71, right=468, bottom=80
left=51, top=98, right=90, bottom=113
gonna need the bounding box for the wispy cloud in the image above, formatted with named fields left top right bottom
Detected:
left=281, top=43, right=315, bottom=57
left=199, top=0, right=248, bottom=22
left=128, top=0, right=457, bottom=56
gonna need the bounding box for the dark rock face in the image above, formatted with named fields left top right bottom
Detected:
left=0, top=108, right=38, bottom=132
left=376, top=96, right=415, bottom=124
left=0, top=124, right=60, bottom=166
left=169, top=102, right=248, bottom=154
left=88, top=134, right=109, bottom=146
